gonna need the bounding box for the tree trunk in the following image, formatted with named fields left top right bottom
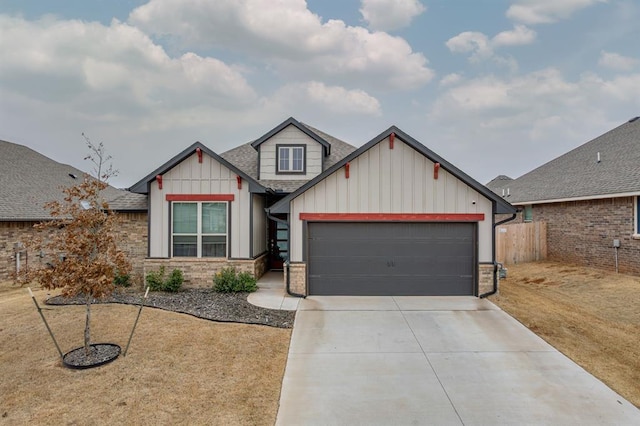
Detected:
left=84, top=294, right=92, bottom=355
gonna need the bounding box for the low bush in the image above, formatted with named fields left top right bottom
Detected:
left=165, top=268, right=184, bottom=292
left=146, top=266, right=183, bottom=292
left=213, top=267, right=257, bottom=293
left=114, top=272, right=131, bottom=287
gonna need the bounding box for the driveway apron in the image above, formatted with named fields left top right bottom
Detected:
left=276, top=296, right=640, bottom=425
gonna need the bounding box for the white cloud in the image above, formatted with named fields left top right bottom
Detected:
left=446, top=31, right=491, bottom=60
left=506, top=0, right=608, bottom=25
left=439, top=73, right=463, bottom=86
left=128, top=0, right=434, bottom=90
left=427, top=67, right=640, bottom=183
left=446, top=25, right=535, bottom=67
left=359, top=0, right=426, bottom=31
left=271, top=82, right=382, bottom=116
left=598, top=51, right=639, bottom=71
left=0, top=15, right=257, bottom=114
left=492, top=24, right=537, bottom=47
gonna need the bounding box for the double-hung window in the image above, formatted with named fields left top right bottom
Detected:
left=172, top=202, right=227, bottom=257
left=277, top=145, right=305, bottom=174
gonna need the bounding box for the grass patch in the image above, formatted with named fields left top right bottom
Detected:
left=0, top=285, right=291, bottom=424
left=490, top=261, right=640, bottom=408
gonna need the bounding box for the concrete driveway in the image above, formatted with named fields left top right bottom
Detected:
left=276, top=296, right=640, bottom=425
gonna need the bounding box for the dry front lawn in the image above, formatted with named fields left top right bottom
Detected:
left=490, top=261, right=640, bottom=408
left=0, top=285, right=291, bottom=425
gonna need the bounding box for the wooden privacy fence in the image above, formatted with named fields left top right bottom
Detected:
left=495, top=222, right=547, bottom=265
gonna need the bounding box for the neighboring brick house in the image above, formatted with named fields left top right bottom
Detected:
left=488, top=116, right=640, bottom=275
left=131, top=117, right=515, bottom=296
left=0, top=140, right=148, bottom=282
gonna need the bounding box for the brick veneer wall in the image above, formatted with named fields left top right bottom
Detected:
left=0, top=221, right=45, bottom=282
left=112, top=212, right=148, bottom=282
left=478, top=263, right=495, bottom=295
left=144, top=254, right=268, bottom=289
left=283, top=262, right=306, bottom=295
left=506, top=197, right=639, bottom=275
left=0, top=212, right=149, bottom=283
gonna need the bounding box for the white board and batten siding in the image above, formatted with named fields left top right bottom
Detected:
left=289, top=138, right=494, bottom=262
left=259, top=125, right=323, bottom=180
left=148, top=152, right=252, bottom=258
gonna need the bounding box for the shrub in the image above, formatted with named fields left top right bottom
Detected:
left=146, top=266, right=183, bottom=292
left=145, top=266, right=166, bottom=292
left=213, top=267, right=257, bottom=293
left=114, top=272, right=131, bottom=287
left=165, top=268, right=184, bottom=292
left=236, top=271, right=258, bottom=292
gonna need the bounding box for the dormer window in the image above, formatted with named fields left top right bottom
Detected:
left=277, top=145, right=305, bottom=174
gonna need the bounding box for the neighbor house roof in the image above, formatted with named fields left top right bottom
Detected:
left=269, top=126, right=516, bottom=215
left=0, top=140, right=147, bottom=221
left=486, top=175, right=513, bottom=193
left=496, top=116, right=640, bottom=205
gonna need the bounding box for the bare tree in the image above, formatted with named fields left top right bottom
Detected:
left=28, top=136, right=131, bottom=355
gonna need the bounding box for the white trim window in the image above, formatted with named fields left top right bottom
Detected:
left=277, top=145, right=305, bottom=173
left=172, top=202, right=227, bottom=257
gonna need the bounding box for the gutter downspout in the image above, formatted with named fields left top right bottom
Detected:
left=480, top=213, right=517, bottom=298
left=265, top=211, right=305, bottom=298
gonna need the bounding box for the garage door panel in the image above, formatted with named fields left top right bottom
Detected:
left=308, top=274, right=474, bottom=296
left=307, top=222, right=475, bottom=296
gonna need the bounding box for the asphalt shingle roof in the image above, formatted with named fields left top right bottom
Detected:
left=0, top=140, right=147, bottom=221
left=497, top=117, right=640, bottom=204
left=486, top=175, right=513, bottom=192
left=219, top=122, right=357, bottom=193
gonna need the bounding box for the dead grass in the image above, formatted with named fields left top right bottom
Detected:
left=490, top=261, right=640, bottom=408
left=0, top=283, right=292, bottom=425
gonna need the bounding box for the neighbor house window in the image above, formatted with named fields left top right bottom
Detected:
left=524, top=205, right=533, bottom=222
left=172, top=202, right=227, bottom=257
left=277, top=145, right=305, bottom=174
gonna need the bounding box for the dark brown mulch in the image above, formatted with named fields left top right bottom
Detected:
left=46, top=289, right=296, bottom=328
left=63, top=344, right=121, bottom=369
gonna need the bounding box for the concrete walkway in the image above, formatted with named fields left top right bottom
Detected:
left=247, top=271, right=300, bottom=311
left=276, top=296, right=640, bottom=425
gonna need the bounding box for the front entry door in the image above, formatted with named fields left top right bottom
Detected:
left=268, top=220, right=288, bottom=270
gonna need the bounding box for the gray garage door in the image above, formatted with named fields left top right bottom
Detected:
left=307, top=222, right=475, bottom=296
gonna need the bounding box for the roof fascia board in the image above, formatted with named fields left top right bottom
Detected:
left=250, top=117, right=331, bottom=155
left=129, top=141, right=263, bottom=194
left=510, top=191, right=640, bottom=206
left=270, top=126, right=516, bottom=215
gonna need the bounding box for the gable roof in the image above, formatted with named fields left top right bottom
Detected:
left=250, top=117, right=332, bottom=154
left=0, top=140, right=147, bottom=221
left=486, top=175, right=513, bottom=192
left=498, top=116, right=640, bottom=204
left=219, top=122, right=357, bottom=193
left=269, top=126, right=516, bottom=215
left=129, top=141, right=264, bottom=194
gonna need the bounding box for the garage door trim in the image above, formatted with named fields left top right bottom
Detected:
left=303, top=220, right=478, bottom=296
left=300, top=213, right=485, bottom=222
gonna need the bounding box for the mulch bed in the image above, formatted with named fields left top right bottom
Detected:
left=46, top=289, right=296, bottom=328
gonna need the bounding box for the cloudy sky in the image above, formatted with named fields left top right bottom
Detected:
left=1, top=0, right=638, bottom=188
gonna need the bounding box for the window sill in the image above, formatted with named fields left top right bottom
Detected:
left=632, top=234, right=640, bottom=240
